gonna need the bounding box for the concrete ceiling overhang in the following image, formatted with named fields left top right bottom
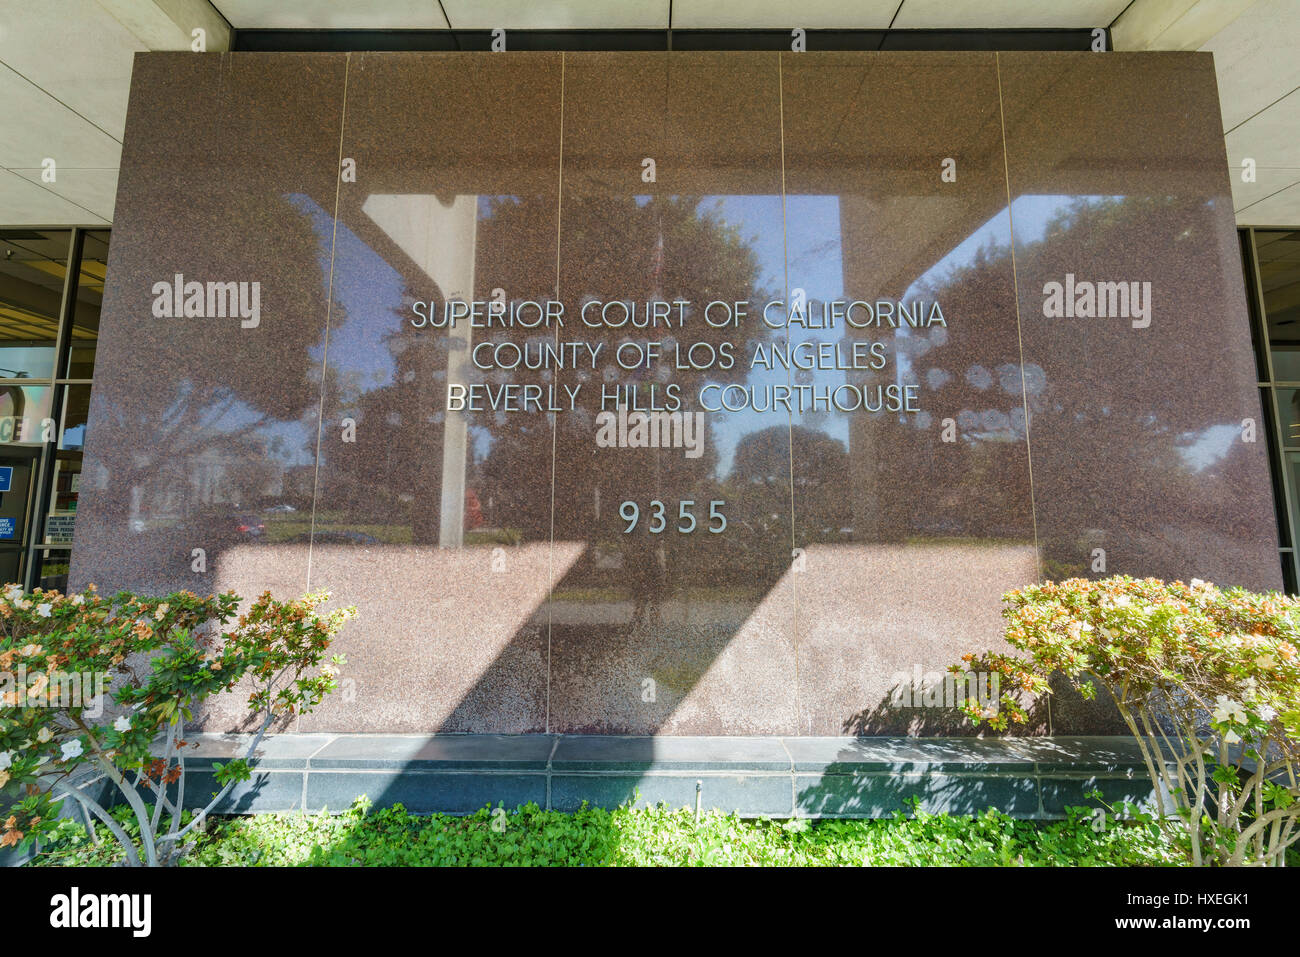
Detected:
left=0, top=0, right=1296, bottom=226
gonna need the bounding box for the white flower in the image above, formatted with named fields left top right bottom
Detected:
left=1190, top=578, right=1205, bottom=589
left=0, top=750, right=12, bottom=771
left=1258, top=704, right=1277, bottom=722
left=35, top=726, right=53, bottom=744
left=60, top=739, right=83, bottom=761
left=4, top=585, right=21, bottom=601
left=1212, top=695, right=1246, bottom=725
left=70, top=594, right=84, bottom=606
left=36, top=603, right=51, bottom=618
left=113, top=715, right=131, bottom=733
left=1224, top=730, right=1242, bottom=745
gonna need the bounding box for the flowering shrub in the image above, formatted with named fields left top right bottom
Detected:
left=0, top=584, right=352, bottom=865
left=955, top=576, right=1300, bottom=866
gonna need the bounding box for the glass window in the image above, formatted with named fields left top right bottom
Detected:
left=44, top=385, right=91, bottom=544
left=1286, top=452, right=1300, bottom=554
left=1242, top=230, right=1270, bottom=382
left=0, top=449, right=37, bottom=586
left=1276, top=387, right=1300, bottom=447
left=1262, top=388, right=1290, bottom=547
left=0, top=229, right=68, bottom=380
left=1257, top=230, right=1300, bottom=382
left=1273, top=346, right=1300, bottom=383
left=1245, top=228, right=1300, bottom=593
left=34, top=548, right=71, bottom=592
left=0, top=227, right=107, bottom=587
left=0, top=384, right=51, bottom=446
left=44, top=470, right=77, bottom=541
left=64, top=230, right=107, bottom=379
left=59, top=383, right=91, bottom=450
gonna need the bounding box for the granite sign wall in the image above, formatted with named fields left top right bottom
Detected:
left=70, top=50, right=1279, bottom=735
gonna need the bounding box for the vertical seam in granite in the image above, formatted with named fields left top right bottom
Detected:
left=546, top=53, right=566, bottom=735
left=777, top=50, right=802, bottom=737
left=305, top=53, right=352, bottom=597
left=994, top=52, right=1043, bottom=591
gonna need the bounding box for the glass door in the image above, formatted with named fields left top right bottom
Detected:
left=0, top=447, right=39, bottom=585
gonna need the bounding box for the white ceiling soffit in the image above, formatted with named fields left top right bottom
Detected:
left=96, top=0, right=232, bottom=49
left=5, top=167, right=118, bottom=223
left=0, top=0, right=143, bottom=140
left=1201, top=0, right=1300, bottom=131
left=1111, top=0, right=1258, bottom=51
left=208, top=0, right=1135, bottom=32
left=0, top=170, right=111, bottom=224
left=1237, top=182, right=1300, bottom=225
left=1225, top=89, right=1300, bottom=224
left=214, top=0, right=675, bottom=31
left=672, top=0, right=896, bottom=29
left=893, top=0, right=1130, bottom=29
left=210, top=0, right=450, bottom=30
left=0, top=69, right=122, bottom=171
left=0, top=0, right=137, bottom=224
left=440, top=0, right=669, bottom=30
left=1197, top=0, right=1300, bottom=225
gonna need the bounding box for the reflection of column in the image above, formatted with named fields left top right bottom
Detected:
left=362, top=194, right=478, bottom=546
left=440, top=317, right=472, bottom=546
left=129, top=485, right=142, bottom=531
left=840, top=192, right=961, bottom=544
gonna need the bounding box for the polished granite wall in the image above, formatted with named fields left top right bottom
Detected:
left=70, top=51, right=1278, bottom=736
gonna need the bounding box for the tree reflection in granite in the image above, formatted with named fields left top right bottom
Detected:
left=1016, top=195, right=1273, bottom=586
left=73, top=190, right=332, bottom=593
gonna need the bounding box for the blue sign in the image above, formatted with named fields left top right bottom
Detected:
left=0, top=467, right=10, bottom=493
left=0, top=517, right=14, bottom=540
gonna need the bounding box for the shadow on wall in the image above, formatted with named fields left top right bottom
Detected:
left=841, top=671, right=1117, bottom=736
left=179, top=538, right=1125, bottom=737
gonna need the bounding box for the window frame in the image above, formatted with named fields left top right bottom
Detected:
left=0, top=225, right=103, bottom=588
left=1241, top=225, right=1300, bottom=593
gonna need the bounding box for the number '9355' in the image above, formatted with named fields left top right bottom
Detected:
left=620, top=500, right=725, bottom=534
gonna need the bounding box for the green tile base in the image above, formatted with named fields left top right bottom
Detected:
left=4, top=734, right=1166, bottom=866
left=160, top=733, right=1158, bottom=820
